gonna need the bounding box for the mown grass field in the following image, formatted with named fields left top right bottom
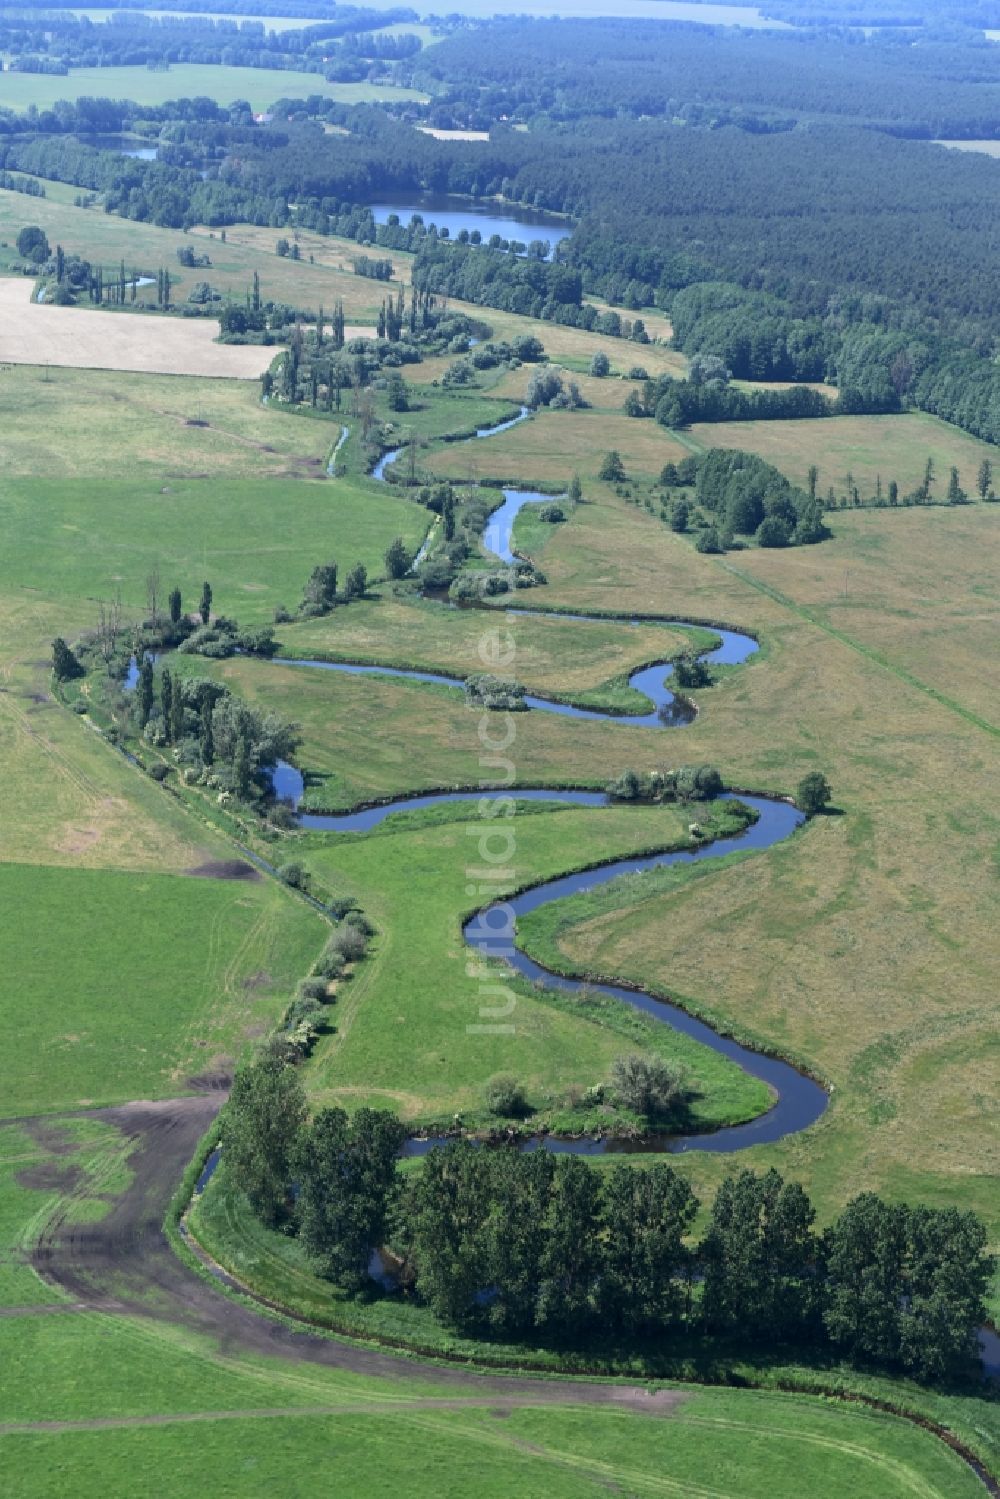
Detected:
left=0, top=860, right=326, bottom=1117
left=0, top=473, right=428, bottom=625
left=424, top=406, right=691, bottom=488
left=1, top=209, right=998, bottom=1493
left=273, top=591, right=698, bottom=707
left=474, top=479, right=1000, bottom=1271
left=0, top=64, right=428, bottom=112
left=197, top=651, right=712, bottom=810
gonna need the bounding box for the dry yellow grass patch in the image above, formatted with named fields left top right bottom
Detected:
left=511, top=490, right=1000, bottom=1232
left=0, top=279, right=274, bottom=379
left=686, top=410, right=1000, bottom=498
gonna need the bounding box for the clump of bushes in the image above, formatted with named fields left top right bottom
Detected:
left=606, top=764, right=724, bottom=802
left=465, top=674, right=528, bottom=711
left=672, top=652, right=712, bottom=689
left=610, top=1052, right=686, bottom=1119
left=484, top=1073, right=529, bottom=1118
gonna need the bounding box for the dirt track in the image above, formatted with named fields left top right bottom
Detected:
left=25, top=1094, right=682, bottom=1414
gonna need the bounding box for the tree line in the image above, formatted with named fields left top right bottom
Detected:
left=223, top=1050, right=993, bottom=1386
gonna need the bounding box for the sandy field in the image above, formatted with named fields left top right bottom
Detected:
left=0, top=278, right=278, bottom=378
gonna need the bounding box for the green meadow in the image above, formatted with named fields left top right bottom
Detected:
left=0, top=474, right=429, bottom=624
left=0, top=862, right=326, bottom=1117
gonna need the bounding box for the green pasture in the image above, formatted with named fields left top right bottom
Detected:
left=0, top=474, right=429, bottom=625
left=686, top=410, right=1000, bottom=499
left=195, top=652, right=743, bottom=811
left=0, top=862, right=326, bottom=1117
left=0, top=366, right=334, bottom=481
left=286, top=801, right=772, bottom=1129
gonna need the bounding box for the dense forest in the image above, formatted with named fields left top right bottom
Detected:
left=6, top=17, right=1000, bottom=445
left=413, top=20, right=1000, bottom=137
left=0, top=6, right=424, bottom=80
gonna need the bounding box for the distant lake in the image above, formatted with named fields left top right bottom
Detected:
left=369, top=194, right=573, bottom=255
left=80, top=133, right=158, bottom=159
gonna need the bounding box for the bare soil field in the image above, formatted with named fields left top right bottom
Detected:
left=0, top=279, right=275, bottom=379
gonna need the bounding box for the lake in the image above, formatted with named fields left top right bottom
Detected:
left=368, top=194, right=572, bottom=254
left=79, top=133, right=158, bottom=159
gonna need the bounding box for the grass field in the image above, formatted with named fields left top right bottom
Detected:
left=0, top=64, right=428, bottom=113
left=273, top=592, right=699, bottom=709
left=278, top=801, right=771, bottom=1130
left=0, top=279, right=272, bottom=379
left=470, top=480, right=1000, bottom=1263
left=0, top=1129, right=984, bottom=1499
left=0, top=366, right=334, bottom=481
left=686, top=410, right=1000, bottom=498
left=195, top=650, right=717, bottom=811
left=0, top=471, right=429, bottom=624
left=425, top=406, right=691, bottom=488
left=0, top=861, right=325, bottom=1117
left=1, top=191, right=999, bottom=1492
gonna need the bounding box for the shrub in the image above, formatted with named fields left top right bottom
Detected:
left=797, top=771, right=832, bottom=814
left=327, top=897, right=358, bottom=920
left=607, top=768, right=641, bottom=800
left=298, top=977, right=328, bottom=1002
left=287, top=994, right=323, bottom=1027
left=278, top=861, right=308, bottom=890
left=314, top=948, right=346, bottom=980
left=672, top=653, right=711, bottom=689
left=331, top=924, right=367, bottom=962
left=149, top=762, right=170, bottom=783
left=610, top=1053, right=685, bottom=1117
left=675, top=764, right=724, bottom=801
left=598, top=450, right=626, bottom=482
left=484, top=1073, right=528, bottom=1118
left=590, top=351, right=610, bottom=377
left=51, top=636, right=84, bottom=681
left=756, top=514, right=792, bottom=548
left=465, top=674, right=527, bottom=711
left=538, top=503, right=565, bottom=522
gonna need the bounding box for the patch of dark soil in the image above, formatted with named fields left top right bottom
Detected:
left=22, top=1120, right=82, bottom=1156
left=242, top=970, right=272, bottom=992
left=185, top=860, right=260, bottom=882
left=185, top=1071, right=232, bottom=1094
left=185, top=418, right=209, bottom=428
left=24, top=691, right=51, bottom=705
left=16, top=1162, right=83, bottom=1193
